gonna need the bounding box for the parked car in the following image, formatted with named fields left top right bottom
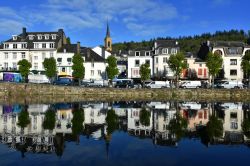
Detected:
left=83, top=79, right=109, bottom=87
left=179, top=81, right=201, bottom=88
left=53, top=77, right=72, bottom=86
left=115, top=79, right=134, bottom=88
left=145, top=81, right=170, bottom=89
left=217, top=80, right=243, bottom=89
left=28, top=74, right=50, bottom=84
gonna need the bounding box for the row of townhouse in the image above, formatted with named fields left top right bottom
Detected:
left=0, top=28, right=107, bottom=80
left=124, top=40, right=250, bottom=81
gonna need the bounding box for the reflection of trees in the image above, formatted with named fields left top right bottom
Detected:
left=199, top=115, right=223, bottom=146
left=106, top=109, right=119, bottom=135
left=167, top=113, right=188, bottom=141
left=139, top=108, right=150, bottom=126
left=71, top=108, right=84, bottom=136
left=43, top=108, right=56, bottom=130
left=17, top=105, right=30, bottom=130
left=54, top=133, right=65, bottom=157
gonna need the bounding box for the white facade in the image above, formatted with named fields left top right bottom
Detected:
left=92, top=46, right=111, bottom=59
left=127, top=50, right=153, bottom=79
left=84, top=62, right=107, bottom=80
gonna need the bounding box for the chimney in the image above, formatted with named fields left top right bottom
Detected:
left=207, top=40, right=210, bottom=46
left=87, top=49, right=90, bottom=58
left=22, top=27, right=27, bottom=39
left=175, top=41, right=178, bottom=45
left=77, top=42, right=80, bottom=54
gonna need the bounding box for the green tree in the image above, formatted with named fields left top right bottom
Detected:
left=18, top=59, right=31, bottom=83
left=140, top=63, right=151, bottom=88
left=106, top=56, right=119, bottom=86
left=167, top=113, right=188, bottom=141
left=43, top=108, right=56, bottom=130
left=241, top=52, right=250, bottom=88
left=242, top=117, right=250, bottom=138
left=43, top=57, right=57, bottom=84
left=139, top=108, right=150, bottom=126
left=168, top=52, right=187, bottom=88
left=206, top=52, right=223, bottom=88
left=66, top=37, right=71, bottom=44
left=206, top=115, right=223, bottom=139
left=72, top=53, right=85, bottom=86
left=17, top=106, right=30, bottom=132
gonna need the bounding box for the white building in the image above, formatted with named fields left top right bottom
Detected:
left=0, top=27, right=66, bottom=71
left=92, top=46, right=111, bottom=59
left=127, top=48, right=153, bottom=79
left=210, top=41, right=250, bottom=81
left=153, top=40, right=180, bottom=79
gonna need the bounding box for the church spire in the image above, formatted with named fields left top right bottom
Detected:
left=104, top=20, right=112, bottom=52
left=106, top=21, right=111, bottom=38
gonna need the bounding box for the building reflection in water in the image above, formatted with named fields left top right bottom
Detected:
left=0, top=101, right=250, bottom=157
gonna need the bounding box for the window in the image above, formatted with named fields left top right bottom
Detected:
left=29, top=35, right=34, bottom=40
left=91, top=61, right=94, bottom=68
left=4, top=63, right=8, bottom=69
left=13, top=44, right=17, bottom=49
left=171, top=48, right=177, bottom=54
left=228, top=48, right=237, bottom=54
left=231, top=122, right=238, bottom=129
left=163, top=57, right=167, bottom=63
left=198, top=68, right=202, bottom=75
left=21, top=52, right=25, bottom=59
left=4, top=44, right=9, bottom=49
left=230, top=59, right=237, bottom=65
left=135, top=51, right=140, bottom=56
left=34, top=43, right=39, bottom=48
left=108, top=41, right=110, bottom=47
left=98, top=70, right=101, bottom=75
left=91, top=70, right=94, bottom=76
left=230, top=70, right=237, bottom=76
left=145, top=60, right=150, bottom=65
left=45, top=35, right=49, bottom=40
left=230, top=112, right=237, bottom=119
left=42, top=52, right=46, bottom=60
left=135, top=60, right=140, bottom=67
left=13, top=36, right=17, bottom=40
left=52, top=35, right=56, bottom=39
left=50, top=52, right=54, bottom=57
left=162, top=48, right=168, bottom=54
left=62, top=67, right=66, bottom=72
left=13, top=52, right=17, bottom=59
left=13, top=62, right=17, bottom=69
left=42, top=43, right=46, bottom=48
left=34, top=63, right=38, bottom=70
left=38, top=35, right=42, bottom=40
left=67, top=58, right=72, bottom=62
left=145, top=51, right=150, bottom=56
left=132, top=69, right=140, bottom=77
left=49, top=43, right=54, bottom=48
left=21, top=43, right=27, bottom=48
left=199, top=64, right=202, bottom=67
left=57, top=58, right=62, bottom=62
left=156, top=57, right=158, bottom=64
left=4, top=53, right=8, bottom=59
left=34, top=56, right=38, bottom=60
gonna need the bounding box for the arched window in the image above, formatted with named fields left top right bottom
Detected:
left=214, top=50, right=223, bottom=56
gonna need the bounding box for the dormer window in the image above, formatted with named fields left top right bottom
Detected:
left=12, top=35, right=17, bottom=40
left=145, top=51, right=150, bottom=56
left=52, top=35, right=56, bottom=40
left=135, top=51, right=140, bottom=56
left=45, top=35, right=49, bottom=40
left=171, top=48, right=177, bottom=54
left=29, top=35, right=34, bottom=40
left=162, top=48, right=168, bottom=54
left=38, top=35, right=42, bottom=40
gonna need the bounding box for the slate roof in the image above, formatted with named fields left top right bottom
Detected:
left=155, top=40, right=179, bottom=48
left=57, top=44, right=78, bottom=53
left=211, top=41, right=246, bottom=47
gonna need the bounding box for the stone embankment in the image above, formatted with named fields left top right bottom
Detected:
left=0, top=82, right=249, bottom=104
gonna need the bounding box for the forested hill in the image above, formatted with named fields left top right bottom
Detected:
left=112, top=29, right=250, bottom=55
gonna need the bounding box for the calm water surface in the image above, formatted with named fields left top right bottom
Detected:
left=0, top=101, right=250, bottom=166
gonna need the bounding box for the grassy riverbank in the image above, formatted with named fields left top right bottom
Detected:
left=0, top=82, right=250, bottom=104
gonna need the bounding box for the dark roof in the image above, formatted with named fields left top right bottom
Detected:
left=2, top=28, right=64, bottom=49
left=81, top=47, right=105, bottom=62
left=155, top=40, right=179, bottom=48
left=210, top=41, right=246, bottom=47
left=106, top=22, right=111, bottom=38
left=57, top=44, right=78, bottom=53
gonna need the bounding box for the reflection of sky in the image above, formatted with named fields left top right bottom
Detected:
left=1, top=132, right=250, bottom=166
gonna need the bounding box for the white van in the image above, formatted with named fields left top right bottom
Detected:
left=217, top=80, right=243, bottom=89
left=180, top=81, right=201, bottom=88
left=145, top=81, right=170, bottom=89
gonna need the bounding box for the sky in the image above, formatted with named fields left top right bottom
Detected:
left=0, top=0, right=249, bottom=47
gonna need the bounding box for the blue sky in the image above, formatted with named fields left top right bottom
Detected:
left=0, top=0, right=249, bottom=47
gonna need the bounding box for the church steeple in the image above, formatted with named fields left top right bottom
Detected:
left=104, top=21, right=112, bottom=52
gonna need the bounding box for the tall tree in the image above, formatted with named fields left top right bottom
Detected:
left=168, top=52, right=187, bottom=88
left=106, top=55, right=119, bottom=86
left=206, top=52, right=223, bottom=88
left=18, top=59, right=31, bottom=83
left=140, top=63, right=151, bottom=88
left=43, top=57, right=57, bottom=84
left=241, top=51, right=250, bottom=88
left=139, top=108, right=150, bottom=126
left=72, top=53, right=85, bottom=86
left=66, top=37, right=71, bottom=44
left=17, top=106, right=30, bottom=133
